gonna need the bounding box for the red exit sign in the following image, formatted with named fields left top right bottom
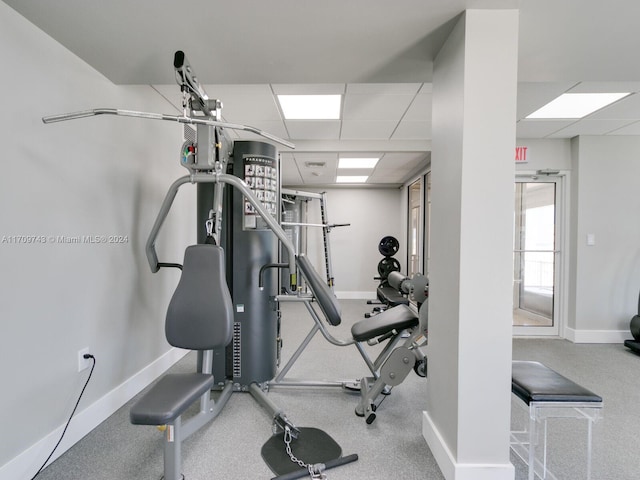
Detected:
left=515, top=146, right=528, bottom=163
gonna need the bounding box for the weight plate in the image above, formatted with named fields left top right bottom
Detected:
left=377, top=257, right=401, bottom=279
left=378, top=236, right=400, bottom=257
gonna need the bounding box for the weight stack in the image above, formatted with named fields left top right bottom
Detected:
left=212, top=140, right=280, bottom=388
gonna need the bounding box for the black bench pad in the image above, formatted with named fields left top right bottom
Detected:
left=377, top=285, right=410, bottom=306
left=512, top=361, right=602, bottom=405
left=130, top=373, right=214, bottom=425
left=352, top=304, right=418, bottom=342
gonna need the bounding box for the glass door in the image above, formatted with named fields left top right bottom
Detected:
left=408, top=178, right=423, bottom=277
left=513, top=177, right=562, bottom=335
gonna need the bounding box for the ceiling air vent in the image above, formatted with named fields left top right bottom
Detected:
left=305, top=162, right=326, bottom=168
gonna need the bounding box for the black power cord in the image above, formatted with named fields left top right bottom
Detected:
left=30, top=354, right=96, bottom=480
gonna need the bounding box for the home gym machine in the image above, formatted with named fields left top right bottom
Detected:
left=43, top=51, right=357, bottom=480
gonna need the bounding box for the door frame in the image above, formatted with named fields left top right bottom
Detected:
left=513, top=172, right=570, bottom=337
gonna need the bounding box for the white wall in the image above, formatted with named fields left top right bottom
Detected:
left=0, top=4, right=194, bottom=477
left=295, top=188, right=404, bottom=298
left=513, top=136, right=640, bottom=342
left=568, top=136, right=640, bottom=342
left=515, top=138, right=572, bottom=172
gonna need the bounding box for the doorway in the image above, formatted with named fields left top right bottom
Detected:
left=407, top=178, right=424, bottom=277
left=513, top=176, right=563, bottom=335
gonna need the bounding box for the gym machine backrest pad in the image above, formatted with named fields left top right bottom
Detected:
left=165, top=244, right=234, bottom=350
left=296, top=254, right=342, bottom=326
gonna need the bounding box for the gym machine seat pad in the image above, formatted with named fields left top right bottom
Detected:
left=351, top=304, right=418, bottom=342
left=130, top=373, right=215, bottom=425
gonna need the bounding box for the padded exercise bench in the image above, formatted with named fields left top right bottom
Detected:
left=511, top=361, right=603, bottom=480
left=279, top=254, right=428, bottom=423
left=130, top=245, right=234, bottom=480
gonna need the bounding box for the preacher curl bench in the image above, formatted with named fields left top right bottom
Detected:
left=272, top=255, right=428, bottom=424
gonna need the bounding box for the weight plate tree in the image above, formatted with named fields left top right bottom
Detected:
left=376, top=236, right=401, bottom=280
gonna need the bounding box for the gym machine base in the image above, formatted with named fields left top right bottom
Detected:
left=44, top=51, right=356, bottom=480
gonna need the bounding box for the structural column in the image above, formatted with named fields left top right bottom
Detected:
left=422, top=9, right=519, bottom=480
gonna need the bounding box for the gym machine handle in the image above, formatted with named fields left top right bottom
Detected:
left=259, top=263, right=289, bottom=290
left=42, top=108, right=296, bottom=150
left=145, top=173, right=298, bottom=290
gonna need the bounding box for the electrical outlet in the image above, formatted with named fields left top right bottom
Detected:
left=78, top=347, right=91, bottom=372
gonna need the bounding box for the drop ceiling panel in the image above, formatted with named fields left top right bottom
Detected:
left=588, top=93, right=640, bottom=119
left=204, top=89, right=282, bottom=121
left=567, top=82, right=640, bottom=93
left=516, top=120, right=575, bottom=138
left=299, top=169, right=337, bottom=184
left=367, top=169, right=409, bottom=183
left=285, top=121, right=341, bottom=140
left=607, top=120, right=640, bottom=135
left=346, top=84, right=422, bottom=95
left=342, top=93, right=415, bottom=121
left=340, top=121, right=398, bottom=140
left=516, top=82, right=577, bottom=120
left=402, top=93, right=433, bottom=122
left=373, top=155, right=428, bottom=181
left=236, top=120, right=289, bottom=141
left=548, top=119, right=635, bottom=138
left=392, top=121, right=432, bottom=140
left=294, top=152, right=339, bottom=171
left=153, top=84, right=283, bottom=122
left=380, top=152, right=428, bottom=164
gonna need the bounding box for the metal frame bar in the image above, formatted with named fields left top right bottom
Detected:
left=510, top=397, right=603, bottom=480
left=158, top=379, right=233, bottom=480
left=42, top=108, right=295, bottom=149
left=144, top=173, right=297, bottom=285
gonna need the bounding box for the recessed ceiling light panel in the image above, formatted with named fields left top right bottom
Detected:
left=336, top=175, right=368, bottom=183
left=526, top=92, right=631, bottom=119
left=338, top=157, right=379, bottom=169
left=278, top=94, right=341, bottom=120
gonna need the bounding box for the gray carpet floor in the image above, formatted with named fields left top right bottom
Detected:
left=31, top=300, right=640, bottom=479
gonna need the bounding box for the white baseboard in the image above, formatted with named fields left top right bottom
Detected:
left=564, top=327, right=629, bottom=343
left=422, top=411, right=515, bottom=480
left=334, top=290, right=375, bottom=300
left=0, top=348, right=189, bottom=480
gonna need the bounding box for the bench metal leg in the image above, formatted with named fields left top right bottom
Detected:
left=163, top=417, right=183, bottom=480
left=528, top=410, right=535, bottom=480
left=586, top=417, right=593, bottom=480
